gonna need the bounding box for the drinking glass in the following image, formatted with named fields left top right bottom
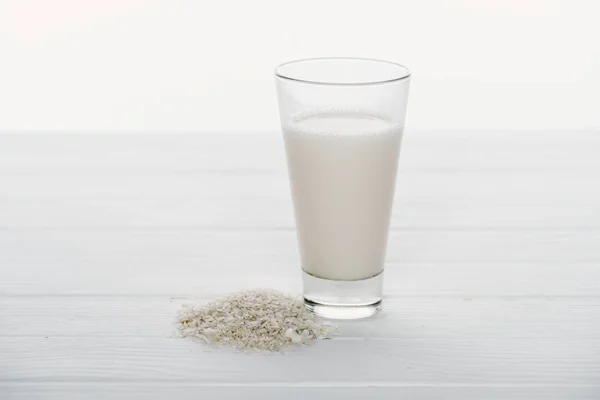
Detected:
left=275, top=58, right=410, bottom=318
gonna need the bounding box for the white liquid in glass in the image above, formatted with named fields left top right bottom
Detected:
left=283, top=111, right=403, bottom=281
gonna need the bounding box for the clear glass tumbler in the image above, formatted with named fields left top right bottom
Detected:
left=275, top=58, right=410, bottom=319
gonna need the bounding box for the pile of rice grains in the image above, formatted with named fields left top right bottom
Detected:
left=177, top=289, right=337, bottom=352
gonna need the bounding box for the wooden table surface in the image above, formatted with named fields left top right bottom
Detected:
left=1, top=131, right=599, bottom=399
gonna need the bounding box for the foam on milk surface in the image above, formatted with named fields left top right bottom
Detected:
left=290, top=111, right=394, bottom=135
left=283, top=110, right=403, bottom=281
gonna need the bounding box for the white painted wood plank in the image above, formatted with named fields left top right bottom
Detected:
left=1, top=262, right=599, bottom=297
left=1, top=171, right=598, bottom=202
left=1, top=333, right=597, bottom=384
left=1, top=230, right=599, bottom=296
left=1, top=196, right=599, bottom=230
left=1, top=132, right=599, bottom=174
left=2, top=297, right=598, bottom=339
left=2, top=384, right=599, bottom=400
left=1, top=230, right=598, bottom=264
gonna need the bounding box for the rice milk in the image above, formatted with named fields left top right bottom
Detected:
left=283, top=110, right=403, bottom=281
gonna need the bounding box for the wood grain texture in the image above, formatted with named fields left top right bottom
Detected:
left=1, top=230, right=599, bottom=267
left=1, top=131, right=599, bottom=399
left=2, top=170, right=598, bottom=201
left=2, top=230, right=600, bottom=298
left=1, top=334, right=598, bottom=384
left=3, top=384, right=599, bottom=400
left=2, top=262, right=600, bottom=297
left=1, top=131, right=599, bottom=173
left=2, top=297, right=599, bottom=338
left=1, top=196, right=599, bottom=230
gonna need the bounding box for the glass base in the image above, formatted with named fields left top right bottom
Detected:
left=302, top=270, right=383, bottom=319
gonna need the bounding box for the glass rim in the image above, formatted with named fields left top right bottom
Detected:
left=274, top=57, right=411, bottom=86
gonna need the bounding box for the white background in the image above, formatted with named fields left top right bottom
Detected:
left=0, top=0, right=598, bottom=132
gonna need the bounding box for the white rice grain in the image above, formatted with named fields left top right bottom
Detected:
left=176, top=289, right=337, bottom=352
